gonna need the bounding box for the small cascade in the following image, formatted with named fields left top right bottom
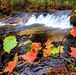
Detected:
left=0, top=10, right=72, bottom=29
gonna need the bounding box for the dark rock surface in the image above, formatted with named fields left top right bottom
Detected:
left=0, top=23, right=71, bottom=42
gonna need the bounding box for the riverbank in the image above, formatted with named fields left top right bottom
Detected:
left=0, top=1, right=76, bottom=21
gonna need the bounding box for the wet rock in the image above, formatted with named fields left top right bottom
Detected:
left=0, top=23, right=71, bottom=42
left=9, top=17, right=21, bottom=24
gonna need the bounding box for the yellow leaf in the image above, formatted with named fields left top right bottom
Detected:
left=14, top=53, right=18, bottom=63
left=57, top=45, right=64, bottom=53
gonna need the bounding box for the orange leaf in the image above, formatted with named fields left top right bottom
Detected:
left=45, top=39, right=52, bottom=47
left=21, top=49, right=38, bottom=63
left=21, top=42, right=41, bottom=63
left=69, top=47, right=76, bottom=58
left=4, top=62, right=17, bottom=75
left=43, top=48, right=51, bottom=58
left=4, top=53, right=18, bottom=75
left=70, top=28, right=76, bottom=37
left=43, top=40, right=52, bottom=58
left=31, top=42, right=41, bottom=50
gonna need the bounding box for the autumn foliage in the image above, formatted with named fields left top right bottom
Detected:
left=4, top=62, right=17, bottom=75
left=70, top=27, right=76, bottom=37
left=69, top=47, right=76, bottom=59
left=43, top=40, right=52, bottom=58
left=3, top=34, right=76, bottom=75
left=21, top=42, right=41, bottom=63
left=4, top=53, right=18, bottom=75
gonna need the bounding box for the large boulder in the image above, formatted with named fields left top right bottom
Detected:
left=0, top=24, right=71, bottom=42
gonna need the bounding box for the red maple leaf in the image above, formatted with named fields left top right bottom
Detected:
left=21, top=42, right=41, bottom=63
left=70, top=27, right=76, bottom=37
left=69, top=47, right=76, bottom=58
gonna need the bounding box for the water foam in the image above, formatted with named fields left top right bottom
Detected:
left=25, top=14, right=72, bottom=29
left=0, top=11, right=72, bottom=29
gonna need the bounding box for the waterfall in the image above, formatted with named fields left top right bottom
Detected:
left=0, top=10, right=72, bottom=29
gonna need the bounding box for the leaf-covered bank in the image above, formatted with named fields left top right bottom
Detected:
left=0, top=0, right=76, bottom=21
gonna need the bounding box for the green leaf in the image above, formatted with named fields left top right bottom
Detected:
left=51, top=45, right=59, bottom=57
left=18, top=40, right=32, bottom=47
left=23, top=40, right=32, bottom=45
left=3, top=36, right=17, bottom=53
left=67, top=57, right=72, bottom=61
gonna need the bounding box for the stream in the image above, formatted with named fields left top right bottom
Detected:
left=0, top=10, right=73, bottom=42
left=0, top=10, right=74, bottom=75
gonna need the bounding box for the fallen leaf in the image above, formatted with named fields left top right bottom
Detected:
left=43, top=48, right=51, bottom=58
left=51, top=45, right=64, bottom=57
left=45, top=39, right=52, bottom=47
left=43, top=40, right=64, bottom=57
left=69, top=47, right=76, bottom=58
left=3, top=36, right=17, bottom=53
left=21, top=49, right=38, bottom=63
left=58, top=45, right=64, bottom=53
left=14, top=53, right=18, bottom=63
left=51, top=45, right=59, bottom=57
left=18, top=40, right=32, bottom=47
left=21, top=42, right=41, bottom=63
left=4, top=62, right=17, bottom=75
left=31, top=42, right=41, bottom=50
left=4, top=53, right=18, bottom=75
left=70, top=28, right=76, bottom=37
left=43, top=40, right=52, bottom=58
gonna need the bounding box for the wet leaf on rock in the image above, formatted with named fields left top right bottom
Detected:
left=69, top=47, right=76, bottom=58
left=43, top=40, right=52, bottom=58
left=18, top=40, right=32, bottom=47
left=21, top=49, right=38, bottom=63
left=4, top=62, right=17, bottom=75
left=3, top=36, right=17, bottom=53
left=43, top=40, right=64, bottom=57
left=70, top=28, right=76, bottom=37
left=51, top=45, right=64, bottom=57
left=21, top=42, right=41, bottom=63
left=4, top=53, right=18, bottom=75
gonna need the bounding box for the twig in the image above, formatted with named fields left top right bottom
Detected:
left=58, top=30, right=70, bottom=56
left=60, top=55, right=75, bottom=66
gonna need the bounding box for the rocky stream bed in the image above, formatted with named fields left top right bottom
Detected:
left=0, top=11, right=76, bottom=75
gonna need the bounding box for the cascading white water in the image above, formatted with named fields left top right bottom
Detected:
left=25, top=14, right=72, bottom=29
left=0, top=10, right=73, bottom=29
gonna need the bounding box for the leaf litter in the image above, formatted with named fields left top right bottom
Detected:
left=0, top=27, right=76, bottom=75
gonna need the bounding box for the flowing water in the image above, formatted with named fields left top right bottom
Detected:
left=0, top=10, right=72, bottom=29
left=0, top=10, right=74, bottom=74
